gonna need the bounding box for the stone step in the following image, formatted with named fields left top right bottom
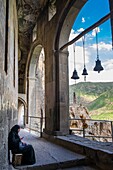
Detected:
left=59, top=165, right=99, bottom=170
left=14, top=162, right=100, bottom=170
left=15, top=156, right=87, bottom=170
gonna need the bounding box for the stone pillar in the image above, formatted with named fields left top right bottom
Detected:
left=44, top=50, right=69, bottom=136
left=58, top=50, right=69, bottom=135
left=52, top=50, right=69, bottom=135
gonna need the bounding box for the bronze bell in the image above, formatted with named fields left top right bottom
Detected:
left=71, top=69, right=79, bottom=79
left=93, top=59, right=104, bottom=73
left=82, top=67, right=88, bottom=75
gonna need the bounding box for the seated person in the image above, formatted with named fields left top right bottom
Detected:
left=8, top=125, right=36, bottom=165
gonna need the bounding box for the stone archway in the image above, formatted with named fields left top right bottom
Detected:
left=25, top=42, right=45, bottom=130
left=28, top=45, right=45, bottom=117
left=53, top=0, right=87, bottom=134
left=18, top=97, right=27, bottom=126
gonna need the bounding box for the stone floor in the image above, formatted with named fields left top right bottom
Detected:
left=10, top=128, right=113, bottom=170
left=11, top=129, right=99, bottom=170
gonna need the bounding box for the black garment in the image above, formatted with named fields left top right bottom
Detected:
left=8, top=125, right=36, bottom=165
left=21, top=144, right=36, bottom=165
left=8, top=125, right=21, bottom=153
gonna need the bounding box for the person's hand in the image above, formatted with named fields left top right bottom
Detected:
left=20, top=137, right=24, bottom=140
left=22, top=142, right=27, bottom=145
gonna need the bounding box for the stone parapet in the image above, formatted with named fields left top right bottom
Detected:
left=43, top=134, right=113, bottom=170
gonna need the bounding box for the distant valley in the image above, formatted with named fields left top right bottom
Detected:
left=69, top=82, right=113, bottom=120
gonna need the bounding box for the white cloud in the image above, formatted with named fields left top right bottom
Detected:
left=70, top=29, right=75, bottom=34
left=86, top=69, right=113, bottom=82
left=92, top=27, right=100, bottom=37
left=91, top=42, right=112, bottom=51
left=103, top=59, right=113, bottom=70
left=69, top=31, right=79, bottom=41
left=82, top=17, right=85, bottom=23
left=69, top=32, right=113, bottom=85
left=98, top=42, right=112, bottom=51
left=69, top=28, right=85, bottom=43
left=77, top=28, right=85, bottom=33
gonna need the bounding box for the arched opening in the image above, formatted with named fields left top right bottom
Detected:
left=54, top=0, right=113, bottom=139
left=54, top=0, right=87, bottom=135
left=67, top=0, right=113, bottom=141
left=18, top=97, right=27, bottom=127
left=27, top=44, right=45, bottom=135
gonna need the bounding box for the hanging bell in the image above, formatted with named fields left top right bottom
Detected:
left=71, top=69, right=79, bottom=79
left=82, top=67, right=88, bottom=75
left=93, top=59, right=104, bottom=73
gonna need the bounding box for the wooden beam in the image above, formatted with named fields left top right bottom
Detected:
left=60, top=12, right=112, bottom=51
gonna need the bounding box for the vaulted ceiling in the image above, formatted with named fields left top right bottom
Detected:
left=17, top=0, right=49, bottom=52
left=17, top=0, right=56, bottom=93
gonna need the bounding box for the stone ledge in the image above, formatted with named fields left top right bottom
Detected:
left=43, top=133, right=113, bottom=170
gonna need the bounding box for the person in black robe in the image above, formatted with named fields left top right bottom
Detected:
left=8, top=125, right=36, bottom=165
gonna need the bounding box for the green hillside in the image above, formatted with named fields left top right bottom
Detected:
left=69, top=82, right=113, bottom=120
left=88, top=89, right=113, bottom=111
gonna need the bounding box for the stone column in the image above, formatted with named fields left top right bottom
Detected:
left=54, top=50, right=69, bottom=135
left=59, top=50, right=69, bottom=134
left=44, top=50, right=69, bottom=136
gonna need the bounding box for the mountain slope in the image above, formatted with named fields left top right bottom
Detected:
left=69, top=82, right=113, bottom=120
left=88, top=89, right=113, bottom=111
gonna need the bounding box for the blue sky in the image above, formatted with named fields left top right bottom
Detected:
left=73, top=0, right=110, bottom=30
left=73, top=0, right=111, bottom=43
left=69, top=0, right=113, bottom=85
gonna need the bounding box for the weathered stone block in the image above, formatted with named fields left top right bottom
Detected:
left=97, top=150, right=113, bottom=163
left=84, top=146, right=97, bottom=161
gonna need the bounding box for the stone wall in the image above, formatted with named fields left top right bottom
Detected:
left=0, top=0, right=18, bottom=169
left=32, top=0, right=87, bottom=135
